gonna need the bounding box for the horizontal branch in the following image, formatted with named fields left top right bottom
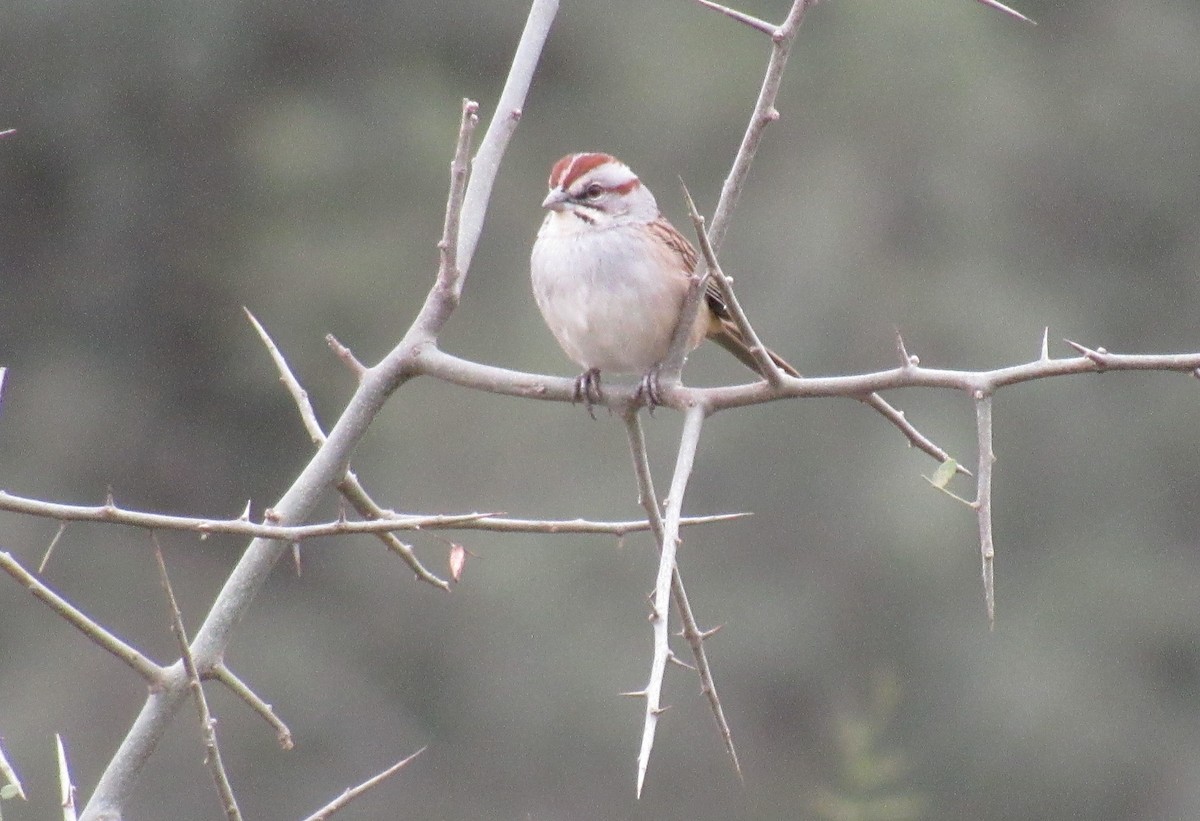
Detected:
left=418, top=338, right=1200, bottom=444
left=0, top=490, right=748, bottom=542
left=700, top=345, right=1200, bottom=410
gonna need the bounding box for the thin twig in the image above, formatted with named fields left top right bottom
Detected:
left=972, top=394, right=996, bottom=629
left=708, top=0, right=815, bottom=253
left=438, top=99, right=481, bottom=297
left=682, top=180, right=782, bottom=385
left=210, top=664, right=293, bottom=750
left=243, top=308, right=325, bottom=445
left=152, top=537, right=242, bottom=820
left=38, top=521, right=69, bottom=573
left=0, top=551, right=163, bottom=683
left=301, top=747, right=427, bottom=821
left=0, top=490, right=742, bottom=542
left=692, top=0, right=775, bottom=35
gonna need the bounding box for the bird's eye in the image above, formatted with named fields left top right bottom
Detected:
left=583, top=183, right=604, bottom=199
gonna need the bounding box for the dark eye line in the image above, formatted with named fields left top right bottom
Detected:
left=582, top=182, right=604, bottom=199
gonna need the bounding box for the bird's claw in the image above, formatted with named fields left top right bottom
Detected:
left=634, top=368, right=663, bottom=414
left=573, top=368, right=604, bottom=419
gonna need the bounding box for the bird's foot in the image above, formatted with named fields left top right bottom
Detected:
left=634, top=368, right=664, bottom=415
left=573, top=368, right=604, bottom=419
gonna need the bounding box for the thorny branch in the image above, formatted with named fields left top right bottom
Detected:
left=622, top=411, right=742, bottom=788
left=9, top=0, right=1188, bottom=813
left=300, top=747, right=427, bottom=821
left=0, top=489, right=746, bottom=543
left=153, top=539, right=242, bottom=821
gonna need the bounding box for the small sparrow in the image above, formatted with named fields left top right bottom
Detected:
left=530, top=152, right=798, bottom=411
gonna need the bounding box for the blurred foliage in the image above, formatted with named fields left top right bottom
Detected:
left=2, top=0, right=1200, bottom=818
left=811, top=669, right=928, bottom=821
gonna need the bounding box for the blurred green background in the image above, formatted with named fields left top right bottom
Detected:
left=2, top=0, right=1199, bottom=818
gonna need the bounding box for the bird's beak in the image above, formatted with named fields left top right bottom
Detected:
left=541, top=188, right=569, bottom=211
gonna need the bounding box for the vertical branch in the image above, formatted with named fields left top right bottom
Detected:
left=436, top=99, right=481, bottom=296
left=456, top=0, right=559, bottom=280
left=622, top=414, right=741, bottom=782
left=635, top=403, right=708, bottom=797
left=973, top=393, right=996, bottom=629
left=707, top=0, right=815, bottom=252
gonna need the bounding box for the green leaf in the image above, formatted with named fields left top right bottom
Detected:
left=928, top=458, right=958, bottom=489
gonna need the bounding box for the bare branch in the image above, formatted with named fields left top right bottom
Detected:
left=0, top=551, right=163, bottom=683
left=437, top=99, right=481, bottom=298
left=668, top=558, right=742, bottom=783
left=636, top=404, right=708, bottom=797
left=38, top=521, right=69, bottom=572
left=0, top=490, right=740, bottom=543
left=699, top=347, right=1200, bottom=411
left=209, top=664, right=293, bottom=750
left=972, top=394, right=996, bottom=629
left=692, top=0, right=775, bottom=35
left=301, top=747, right=427, bottom=821
left=326, top=333, right=366, bottom=376
left=708, top=0, right=816, bottom=252
left=244, top=308, right=325, bottom=445
left=245, top=308, right=449, bottom=588
left=456, top=0, right=559, bottom=277
left=681, top=181, right=782, bottom=385
left=153, top=538, right=242, bottom=821
left=622, top=412, right=742, bottom=783
left=75, top=6, right=559, bottom=812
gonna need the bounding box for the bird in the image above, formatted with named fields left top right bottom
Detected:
left=530, top=151, right=797, bottom=413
